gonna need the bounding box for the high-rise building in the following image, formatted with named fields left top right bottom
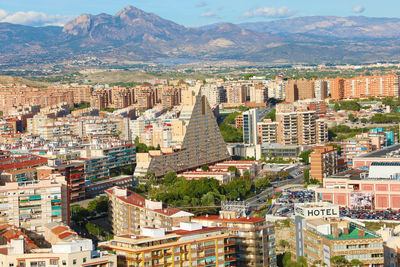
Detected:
left=201, top=84, right=227, bottom=106
left=134, top=89, right=229, bottom=177
left=106, top=187, right=193, bottom=236
left=286, top=79, right=315, bottom=102
left=243, top=108, right=259, bottom=145
left=226, top=84, right=247, bottom=104
left=249, top=85, right=268, bottom=104
left=314, top=80, right=328, bottom=100
left=276, top=103, right=321, bottom=146
left=257, top=119, right=278, bottom=144
left=316, top=118, right=329, bottom=144
left=329, top=77, right=345, bottom=100
left=193, top=210, right=277, bottom=267
left=99, top=223, right=236, bottom=267
left=310, top=145, right=338, bottom=182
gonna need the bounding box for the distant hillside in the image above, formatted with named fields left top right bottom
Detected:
left=2, top=7, right=400, bottom=67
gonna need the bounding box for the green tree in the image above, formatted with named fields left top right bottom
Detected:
left=299, top=150, right=312, bottom=164
left=228, top=166, right=240, bottom=177
left=163, top=172, right=178, bottom=184
left=87, top=196, right=109, bottom=214
left=255, top=177, right=271, bottom=191
left=349, top=259, right=363, bottom=267
left=85, top=222, right=105, bottom=237
left=334, top=103, right=340, bottom=111
left=348, top=114, right=355, bottom=122
left=201, top=165, right=211, bottom=171
left=71, top=205, right=90, bottom=225
left=265, top=109, right=276, bottom=121
left=303, top=169, right=310, bottom=184
left=330, top=256, right=349, bottom=267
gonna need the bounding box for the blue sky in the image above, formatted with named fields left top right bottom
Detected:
left=0, top=0, right=398, bottom=27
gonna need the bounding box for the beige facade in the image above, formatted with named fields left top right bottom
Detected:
left=257, top=119, right=278, bottom=144
left=0, top=174, right=69, bottom=234
left=310, top=145, right=339, bottom=182
left=0, top=237, right=116, bottom=267
left=276, top=102, right=323, bottom=146
left=193, top=211, right=277, bottom=267
left=106, top=187, right=193, bottom=236
left=289, top=218, right=384, bottom=266
left=99, top=223, right=236, bottom=267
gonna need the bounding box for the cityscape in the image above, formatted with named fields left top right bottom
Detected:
left=3, top=1, right=400, bottom=267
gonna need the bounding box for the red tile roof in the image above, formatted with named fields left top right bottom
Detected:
left=194, top=215, right=265, bottom=224
left=106, top=188, right=188, bottom=217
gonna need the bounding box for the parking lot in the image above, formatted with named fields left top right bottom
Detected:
left=340, top=207, right=400, bottom=220
left=271, top=188, right=315, bottom=217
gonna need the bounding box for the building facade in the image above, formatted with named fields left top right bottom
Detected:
left=106, top=187, right=193, bottom=236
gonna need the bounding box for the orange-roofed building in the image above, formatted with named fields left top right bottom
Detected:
left=193, top=210, right=276, bottom=267
left=106, top=187, right=194, bottom=236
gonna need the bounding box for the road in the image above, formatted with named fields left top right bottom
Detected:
left=246, top=166, right=304, bottom=213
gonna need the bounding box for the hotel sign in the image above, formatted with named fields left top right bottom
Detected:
left=294, top=204, right=339, bottom=218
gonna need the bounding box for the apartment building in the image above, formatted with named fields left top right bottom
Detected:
left=257, top=119, right=278, bottom=144
left=286, top=79, right=315, bottom=102
left=316, top=118, right=329, bottom=144
left=243, top=108, right=259, bottom=145
left=99, top=223, right=236, bottom=267
left=54, top=161, right=86, bottom=202
left=343, top=132, right=388, bottom=167
left=275, top=102, right=322, bottom=146
left=134, top=90, right=229, bottom=178
left=249, top=84, right=268, bottom=104
left=201, top=84, right=227, bottom=106
left=330, top=74, right=400, bottom=100
left=235, top=114, right=243, bottom=129
left=267, top=79, right=286, bottom=100
left=310, top=146, right=339, bottom=182
left=276, top=104, right=298, bottom=145
left=314, top=80, right=328, bottom=100
left=0, top=86, right=74, bottom=113
left=0, top=230, right=117, bottom=267
left=0, top=173, right=69, bottom=233
left=226, top=83, right=247, bottom=105
left=193, top=210, right=276, bottom=267
left=106, top=187, right=193, bottom=236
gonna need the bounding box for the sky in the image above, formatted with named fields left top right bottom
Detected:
left=0, top=0, right=398, bottom=27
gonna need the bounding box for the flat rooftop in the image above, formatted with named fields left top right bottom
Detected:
left=326, top=169, right=366, bottom=180
left=356, top=143, right=400, bottom=158
left=324, top=226, right=378, bottom=240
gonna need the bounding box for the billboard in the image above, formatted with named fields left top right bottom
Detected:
left=350, top=192, right=373, bottom=209
left=294, top=203, right=339, bottom=218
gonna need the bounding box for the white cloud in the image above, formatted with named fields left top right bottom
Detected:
left=0, top=9, right=75, bottom=26
left=243, top=6, right=296, bottom=19
left=352, top=5, right=365, bottom=14
left=200, top=11, right=223, bottom=19
left=196, top=1, right=207, bottom=8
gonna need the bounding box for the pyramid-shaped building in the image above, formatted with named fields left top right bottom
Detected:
left=134, top=89, right=230, bottom=177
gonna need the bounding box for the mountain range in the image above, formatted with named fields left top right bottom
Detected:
left=2, top=6, right=400, bottom=67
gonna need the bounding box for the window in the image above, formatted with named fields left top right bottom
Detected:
left=83, top=258, right=86, bottom=263
left=62, top=260, right=66, bottom=266
left=73, top=259, right=77, bottom=264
